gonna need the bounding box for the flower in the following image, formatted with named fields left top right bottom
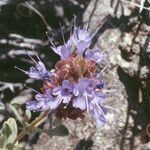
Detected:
left=85, top=48, right=107, bottom=63
left=89, top=92, right=107, bottom=126
left=71, top=28, right=92, bottom=55
left=52, top=80, right=73, bottom=104
left=26, top=89, right=60, bottom=111
left=15, top=59, right=52, bottom=80
left=27, top=61, right=52, bottom=80
left=17, top=18, right=110, bottom=127
left=72, top=78, right=107, bottom=126
left=90, top=103, right=107, bottom=126
left=50, top=40, right=72, bottom=59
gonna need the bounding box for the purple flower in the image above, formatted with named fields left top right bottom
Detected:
left=85, top=48, right=107, bottom=63
left=15, top=52, right=52, bottom=80
left=72, top=77, right=107, bottom=126
left=71, top=28, right=92, bottom=55
left=18, top=18, right=110, bottom=127
left=26, top=89, right=61, bottom=111
left=16, top=61, right=51, bottom=80
left=52, top=80, right=73, bottom=104
left=89, top=92, right=107, bottom=126
left=50, top=39, right=72, bottom=59
left=72, top=78, right=94, bottom=110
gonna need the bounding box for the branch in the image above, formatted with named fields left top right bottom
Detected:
left=0, top=33, right=48, bottom=49
left=120, top=0, right=150, bottom=11
left=0, top=81, right=23, bottom=92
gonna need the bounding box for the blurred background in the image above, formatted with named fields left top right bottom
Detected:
left=0, top=0, right=150, bottom=149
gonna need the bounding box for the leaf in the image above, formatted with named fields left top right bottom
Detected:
left=10, top=95, right=31, bottom=109
left=10, top=96, right=25, bottom=109
left=0, top=101, right=5, bottom=111
left=7, top=143, right=25, bottom=150
left=9, top=105, right=22, bottom=123
left=43, top=124, right=69, bottom=136
left=24, top=110, right=31, bottom=122
left=52, top=117, right=62, bottom=127
left=2, top=118, right=18, bottom=144
left=0, top=135, right=6, bottom=148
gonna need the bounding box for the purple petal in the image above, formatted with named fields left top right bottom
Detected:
left=52, top=80, right=73, bottom=105
left=73, top=96, right=87, bottom=110
left=85, top=49, right=106, bottom=63
left=45, top=97, right=61, bottom=110
left=23, top=61, right=52, bottom=80
left=90, top=106, right=106, bottom=126
left=77, top=40, right=91, bottom=55
left=90, top=100, right=107, bottom=127
left=50, top=41, right=72, bottom=59
left=26, top=100, right=44, bottom=111
left=71, top=28, right=92, bottom=55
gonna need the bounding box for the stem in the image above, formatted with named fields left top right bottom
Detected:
left=14, top=110, right=50, bottom=144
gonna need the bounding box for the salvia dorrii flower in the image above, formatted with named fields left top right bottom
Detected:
left=18, top=18, right=109, bottom=127
left=15, top=52, right=52, bottom=80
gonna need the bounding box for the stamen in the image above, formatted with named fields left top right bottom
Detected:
left=95, top=102, right=106, bottom=119
left=69, top=18, right=74, bottom=36
left=86, top=20, right=90, bottom=31
left=100, top=63, right=109, bottom=74
left=31, top=47, right=41, bottom=62
left=91, top=18, right=107, bottom=39
left=104, top=105, right=117, bottom=111
left=46, top=32, right=56, bottom=48
left=25, top=50, right=38, bottom=64
left=15, top=66, right=27, bottom=74
left=85, top=92, right=89, bottom=113
left=59, top=23, right=68, bottom=51
left=73, top=15, right=77, bottom=31
left=59, top=23, right=66, bottom=45
left=24, top=84, right=39, bottom=93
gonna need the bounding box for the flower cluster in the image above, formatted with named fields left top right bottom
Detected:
left=17, top=20, right=108, bottom=127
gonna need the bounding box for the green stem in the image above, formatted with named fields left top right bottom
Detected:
left=14, top=110, right=49, bottom=144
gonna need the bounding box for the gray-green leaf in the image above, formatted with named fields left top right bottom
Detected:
left=0, top=102, right=5, bottom=111
left=2, top=118, right=18, bottom=144
left=43, top=124, right=69, bottom=136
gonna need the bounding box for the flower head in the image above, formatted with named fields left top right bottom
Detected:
left=18, top=18, right=110, bottom=127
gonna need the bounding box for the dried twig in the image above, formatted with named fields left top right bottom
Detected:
left=0, top=81, right=23, bottom=92
left=120, top=0, right=150, bottom=11
left=0, top=33, right=48, bottom=49
left=17, top=2, right=51, bottom=31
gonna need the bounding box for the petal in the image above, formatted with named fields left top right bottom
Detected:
left=36, top=61, right=47, bottom=72
left=73, top=96, right=86, bottom=110
left=52, top=86, right=62, bottom=95
left=60, top=44, right=71, bottom=59
left=35, top=93, right=45, bottom=101
left=46, top=97, right=61, bottom=109
left=62, top=80, right=73, bottom=90
left=50, top=46, right=61, bottom=56
left=90, top=103, right=107, bottom=127
left=26, top=100, right=44, bottom=111
left=77, top=29, right=90, bottom=41
left=73, top=87, right=80, bottom=96
left=62, top=95, right=71, bottom=104
left=85, top=49, right=106, bottom=63
left=77, top=41, right=91, bottom=55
